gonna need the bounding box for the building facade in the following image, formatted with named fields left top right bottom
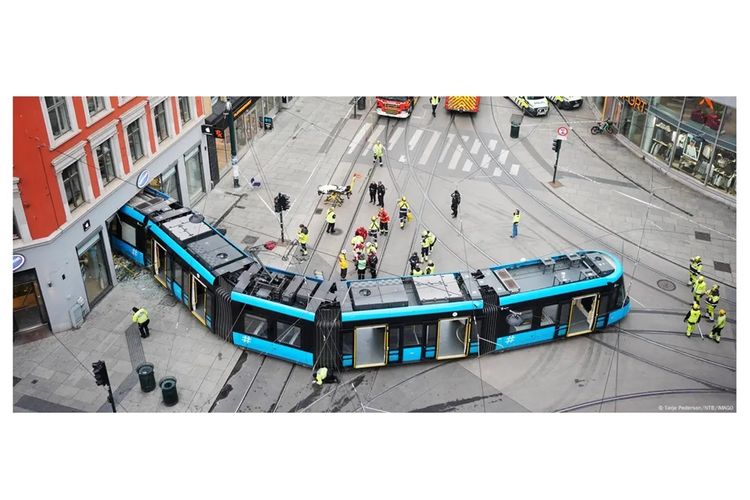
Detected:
left=13, top=96, right=212, bottom=335
left=592, top=97, right=736, bottom=204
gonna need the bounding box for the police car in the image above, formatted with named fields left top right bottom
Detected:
left=508, top=96, right=549, bottom=117
left=547, top=96, right=583, bottom=110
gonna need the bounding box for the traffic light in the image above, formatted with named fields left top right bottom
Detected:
left=274, top=193, right=290, bottom=213
left=92, top=360, right=109, bottom=387
left=552, top=139, right=562, bottom=153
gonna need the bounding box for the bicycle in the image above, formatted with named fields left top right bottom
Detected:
left=591, top=120, right=616, bottom=135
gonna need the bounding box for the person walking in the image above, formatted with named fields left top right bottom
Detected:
left=356, top=252, right=367, bottom=280
left=398, top=196, right=410, bottom=229
left=510, top=209, right=521, bottom=238
left=704, top=285, right=720, bottom=321
left=409, top=252, right=420, bottom=272
left=367, top=251, right=378, bottom=279
left=710, top=309, right=726, bottom=343
left=450, top=190, right=461, bottom=218
left=373, top=140, right=385, bottom=167
left=688, top=256, right=703, bottom=286
left=692, top=275, right=707, bottom=306
left=425, top=230, right=436, bottom=253
left=430, top=96, right=440, bottom=117
left=368, top=181, right=377, bottom=204
left=425, top=260, right=435, bottom=275
left=377, top=181, right=386, bottom=207
left=683, top=302, right=701, bottom=338
left=325, top=208, right=336, bottom=234
left=296, top=224, right=309, bottom=256
left=338, top=250, right=348, bottom=280
left=132, top=306, right=150, bottom=338
left=378, top=207, right=390, bottom=235
left=420, top=230, right=430, bottom=262
left=369, top=216, right=380, bottom=242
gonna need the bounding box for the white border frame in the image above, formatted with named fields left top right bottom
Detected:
left=51, top=141, right=93, bottom=221
left=13, top=177, right=32, bottom=243
left=39, top=96, right=80, bottom=150
left=81, top=96, right=113, bottom=127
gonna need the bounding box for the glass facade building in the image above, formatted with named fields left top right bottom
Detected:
left=594, top=97, right=736, bottom=198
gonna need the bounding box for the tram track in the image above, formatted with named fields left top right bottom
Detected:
left=555, top=388, right=728, bottom=412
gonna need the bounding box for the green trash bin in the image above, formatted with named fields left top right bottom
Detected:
left=159, top=376, right=178, bottom=407
left=136, top=362, right=156, bottom=393
left=510, top=113, right=524, bottom=139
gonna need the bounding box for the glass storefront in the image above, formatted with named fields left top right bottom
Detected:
left=13, top=269, right=50, bottom=333
left=185, top=145, right=205, bottom=203
left=150, top=163, right=180, bottom=201
left=609, top=96, right=736, bottom=198
left=77, top=232, right=112, bottom=306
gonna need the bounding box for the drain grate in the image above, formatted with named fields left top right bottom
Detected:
left=714, top=261, right=732, bottom=273
left=315, top=208, right=323, bottom=214
left=695, top=231, right=711, bottom=241
left=657, top=279, right=677, bottom=291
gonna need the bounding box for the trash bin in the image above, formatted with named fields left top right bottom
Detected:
left=263, top=116, right=274, bottom=130
left=159, top=376, right=178, bottom=407
left=357, top=96, right=366, bottom=110
left=136, top=362, right=156, bottom=393
left=510, top=113, right=524, bottom=139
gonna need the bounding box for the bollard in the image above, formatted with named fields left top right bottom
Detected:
left=136, top=362, right=156, bottom=392
left=159, top=376, right=178, bottom=407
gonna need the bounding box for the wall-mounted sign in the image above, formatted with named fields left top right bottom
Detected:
left=136, top=170, right=150, bottom=189
left=83, top=220, right=91, bottom=231
left=201, top=124, right=215, bottom=136
left=12, top=254, right=25, bottom=272
left=620, top=96, right=649, bottom=113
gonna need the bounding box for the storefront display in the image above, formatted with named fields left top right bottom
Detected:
left=13, top=269, right=49, bottom=333
left=77, top=232, right=112, bottom=305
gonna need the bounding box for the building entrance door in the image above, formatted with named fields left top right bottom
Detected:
left=13, top=269, right=50, bottom=333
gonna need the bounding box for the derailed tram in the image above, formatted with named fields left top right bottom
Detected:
left=109, top=188, right=631, bottom=371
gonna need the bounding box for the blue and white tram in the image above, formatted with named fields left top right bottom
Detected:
left=110, top=188, right=631, bottom=371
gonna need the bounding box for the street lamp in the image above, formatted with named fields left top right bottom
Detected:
left=226, top=98, right=239, bottom=188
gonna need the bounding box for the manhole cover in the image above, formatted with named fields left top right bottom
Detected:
left=714, top=261, right=732, bottom=273
left=242, top=235, right=258, bottom=245
left=657, top=279, right=676, bottom=291
left=695, top=231, right=711, bottom=241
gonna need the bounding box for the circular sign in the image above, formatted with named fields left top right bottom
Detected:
left=136, top=170, right=151, bottom=189
left=12, top=254, right=25, bottom=272
left=557, top=126, right=569, bottom=136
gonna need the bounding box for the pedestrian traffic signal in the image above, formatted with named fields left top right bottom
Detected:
left=552, top=139, right=562, bottom=153
left=274, top=193, right=290, bottom=212
left=92, top=360, right=109, bottom=387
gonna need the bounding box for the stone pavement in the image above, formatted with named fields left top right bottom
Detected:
left=12, top=96, right=737, bottom=412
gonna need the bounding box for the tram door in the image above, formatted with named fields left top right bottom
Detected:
left=566, top=294, right=599, bottom=337
left=153, top=241, right=167, bottom=287
left=191, top=275, right=207, bottom=325
left=354, top=325, right=388, bottom=368
left=436, top=317, right=470, bottom=360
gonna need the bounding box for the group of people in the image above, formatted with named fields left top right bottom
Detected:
left=340, top=225, right=380, bottom=280
left=409, top=229, right=437, bottom=277
left=368, top=180, right=387, bottom=207
left=683, top=255, right=726, bottom=342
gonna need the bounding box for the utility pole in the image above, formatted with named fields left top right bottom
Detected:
left=352, top=96, right=358, bottom=119
left=227, top=98, right=239, bottom=188
left=92, top=360, right=116, bottom=413
left=552, top=138, right=562, bottom=184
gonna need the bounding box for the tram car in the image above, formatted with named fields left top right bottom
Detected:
left=110, top=188, right=631, bottom=371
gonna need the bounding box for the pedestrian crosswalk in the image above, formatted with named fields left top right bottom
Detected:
left=351, top=122, right=523, bottom=178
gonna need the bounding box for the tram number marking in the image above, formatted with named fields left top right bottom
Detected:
left=505, top=335, right=516, bottom=345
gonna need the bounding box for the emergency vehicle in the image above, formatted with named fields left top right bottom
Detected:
left=445, top=96, right=480, bottom=113
left=376, top=97, right=417, bottom=118
left=508, top=96, right=549, bottom=117
left=548, top=96, right=583, bottom=110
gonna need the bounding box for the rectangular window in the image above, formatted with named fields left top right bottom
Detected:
left=45, top=96, right=71, bottom=138
left=277, top=321, right=302, bottom=347
left=707, top=146, right=736, bottom=195
left=173, top=260, right=183, bottom=288
left=121, top=220, right=137, bottom=247
left=540, top=304, right=558, bottom=327
left=244, top=313, right=268, bottom=338
left=402, top=324, right=423, bottom=347
left=13, top=215, right=21, bottom=240
left=179, top=97, right=192, bottom=124
left=154, top=101, right=169, bottom=143
left=425, top=323, right=437, bottom=347
left=184, top=146, right=205, bottom=202
left=388, top=327, right=400, bottom=351
left=127, top=120, right=144, bottom=162
left=62, top=163, right=84, bottom=211
left=509, top=309, right=534, bottom=333
left=96, top=139, right=116, bottom=186
left=87, top=97, right=107, bottom=117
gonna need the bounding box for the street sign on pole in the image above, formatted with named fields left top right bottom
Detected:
left=557, top=126, right=569, bottom=141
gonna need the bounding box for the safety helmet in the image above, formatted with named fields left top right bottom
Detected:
left=341, top=249, right=346, bottom=254
left=371, top=216, right=377, bottom=221
left=698, top=276, right=704, bottom=282
left=422, top=230, right=428, bottom=236
left=428, top=261, right=434, bottom=266
left=401, top=196, right=406, bottom=202
left=693, top=302, right=700, bottom=309
left=719, top=309, right=726, bottom=315
left=712, top=284, right=719, bottom=291
left=328, top=207, right=333, bottom=212
left=696, top=256, right=702, bottom=261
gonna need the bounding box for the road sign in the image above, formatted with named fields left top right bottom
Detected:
left=557, top=126, right=569, bottom=141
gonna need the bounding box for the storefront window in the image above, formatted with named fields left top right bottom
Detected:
left=719, top=107, right=736, bottom=148
left=683, top=97, right=724, bottom=137
left=77, top=233, right=112, bottom=305
left=235, top=112, right=248, bottom=152
left=619, top=102, right=646, bottom=147
left=650, top=97, right=685, bottom=121
left=149, top=164, right=180, bottom=201
left=184, top=146, right=205, bottom=203
left=670, top=129, right=712, bottom=182
left=706, top=146, right=736, bottom=195
left=13, top=270, right=50, bottom=333
left=216, top=128, right=231, bottom=173
left=643, top=115, right=677, bottom=163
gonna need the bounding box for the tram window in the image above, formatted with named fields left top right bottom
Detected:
left=598, top=294, right=609, bottom=314
left=614, top=279, right=626, bottom=309
left=206, top=291, right=214, bottom=319
left=277, top=321, right=302, bottom=347
left=509, top=309, right=533, bottom=333
left=342, top=331, right=353, bottom=355
left=121, top=220, right=137, bottom=247
left=425, top=324, right=437, bottom=347
left=559, top=302, right=571, bottom=326
left=388, top=328, right=400, bottom=350
left=403, top=324, right=423, bottom=347
left=471, top=319, right=480, bottom=343
left=173, top=261, right=183, bottom=287
left=540, top=304, right=558, bottom=327
left=243, top=313, right=268, bottom=339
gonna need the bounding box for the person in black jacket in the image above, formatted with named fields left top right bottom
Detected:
left=450, top=190, right=461, bottom=218
left=377, top=181, right=386, bottom=207
left=368, top=181, right=377, bottom=204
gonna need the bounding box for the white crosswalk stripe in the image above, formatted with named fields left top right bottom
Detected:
left=419, top=131, right=441, bottom=165
left=461, top=135, right=469, bottom=143
left=408, top=129, right=423, bottom=150
left=498, top=149, right=509, bottom=165
left=470, top=139, right=481, bottom=155
left=493, top=167, right=503, bottom=177
left=438, top=133, right=456, bottom=162
left=448, top=146, right=463, bottom=170
left=462, top=159, right=473, bottom=172
left=480, top=154, right=491, bottom=168
left=361, top=124, right=385, bottom=156
left=510, top=163, right=520, bottom=176
left=488, top=139, right=497, bottom=151
left=348, top=122, right=372, bottom=154
left=388, top=126, right=404, bottom=149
